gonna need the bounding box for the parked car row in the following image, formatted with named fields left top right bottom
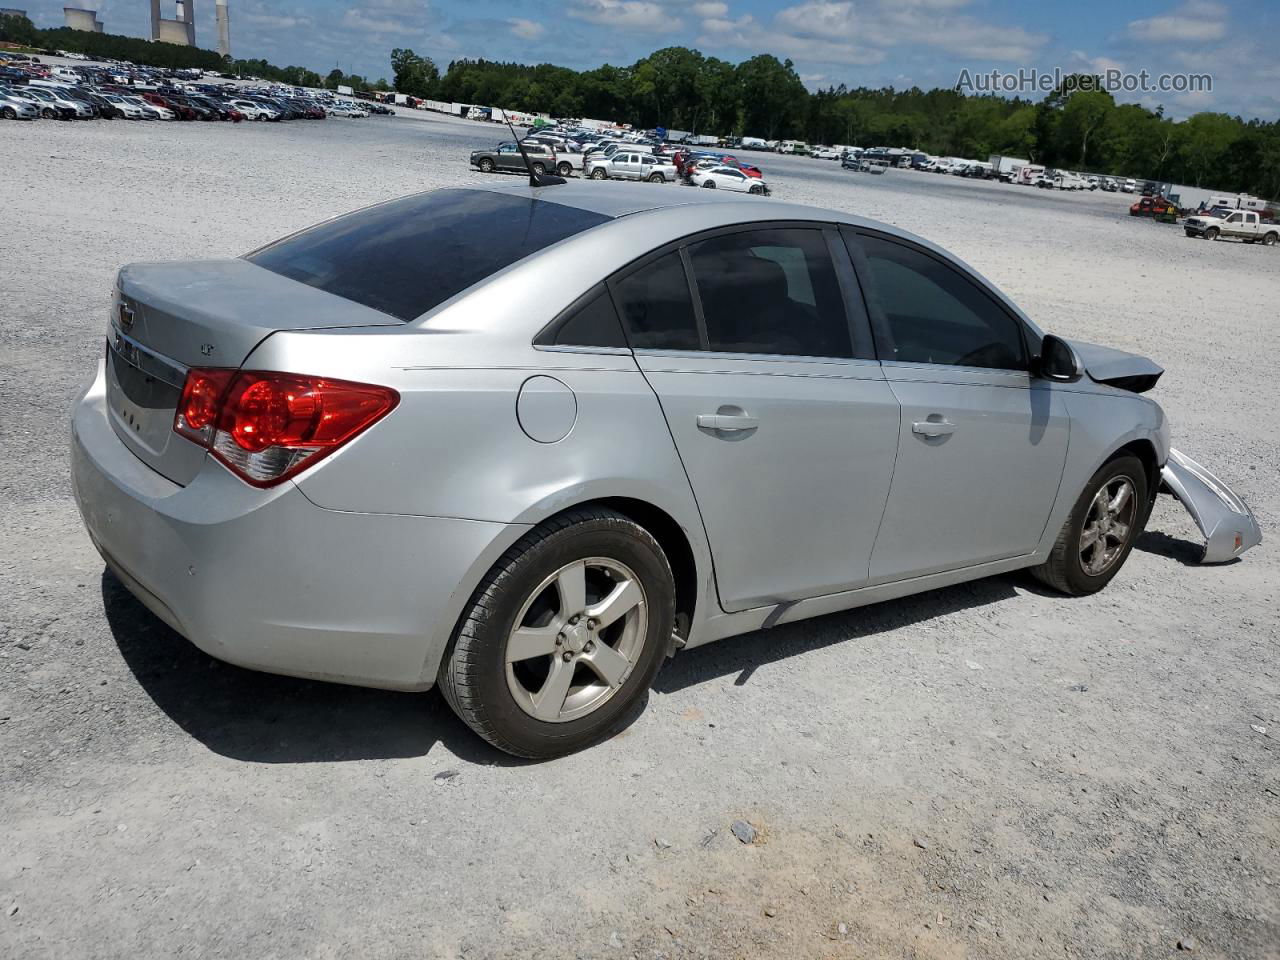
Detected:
left=0, top=77, right=388, bottom=124
left=469, top=134, right=772, bottom=194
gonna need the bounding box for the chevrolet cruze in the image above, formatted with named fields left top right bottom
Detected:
left=72, top=182, right=1260, bottom=757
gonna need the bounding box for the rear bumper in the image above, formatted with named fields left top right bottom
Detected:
left=72, top=361, right=514, bottom=691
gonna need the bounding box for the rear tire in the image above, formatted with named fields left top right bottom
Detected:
left=2, top=107, right=14, bottom=120
left=439, top=508, right=676, bottom=759
left=42, top=108, right=56, bottom=120
left=531, top=161, right=546, bottom=175
left=1031, top=455, right=1147, bottom=596
left=557, top=161, right=573, bottom=177
left=647, top=173, right=663, bottom=183
left=1264, top=232, right=1278, bottom=246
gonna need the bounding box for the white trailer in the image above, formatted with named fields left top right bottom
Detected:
left=988, top=155, right=1028, bottom=176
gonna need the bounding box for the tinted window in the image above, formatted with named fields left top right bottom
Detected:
left=246, top=189, right=611, bottom=322
left=611, top=252, right=700, bottom=351
left=858, top=236, right=1026, bottom=370
left=547, top=286, right=627, bottom=348
left=688, top=229, right=853, bottom=358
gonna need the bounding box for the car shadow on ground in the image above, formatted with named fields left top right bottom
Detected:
left=100, top=569, right=524, bottom=767
left=1134, top=530, right=1205, bottom=565
left=105, top=568, right=1027, bottom=765
left=655, top=574, right=1023, bottom=693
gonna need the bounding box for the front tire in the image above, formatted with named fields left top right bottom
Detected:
left=702, top=180, right=716, bottom=188
left=440, top=508, right=676, bottom=759
left=1204, top=226, right=1220, bottom=241
left=1031, top=455, right=1147, bottom=596
left=478, top=157, right=495, bottom=173
left=557, top=161, right=573, bottom=177
left=590, top=167, right=607, bottom=180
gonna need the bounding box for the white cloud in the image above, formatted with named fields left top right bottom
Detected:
left=690, top=1, right=728, bottom=15
left=1128, top=0, right=1227, bottom=43
left=700, top=0, right=1044, bottom=66
left=509, top=17, right=546, bottom=39
left=567, top=0, right=683, bottom=34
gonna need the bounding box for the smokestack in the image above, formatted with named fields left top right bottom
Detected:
left=150, top=0, right=161, bottom=39
left=182, top=0, right=195, bottom=46
left=216, top=0, right=230, bottom=58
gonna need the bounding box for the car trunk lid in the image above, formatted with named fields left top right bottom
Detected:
left=108, top=258, right=401, bottom=486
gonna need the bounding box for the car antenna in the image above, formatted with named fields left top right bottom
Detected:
left=505, top=113, right=566, bottom=188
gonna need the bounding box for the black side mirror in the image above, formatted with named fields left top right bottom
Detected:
left=1039, top=334, right=1083, bottom=382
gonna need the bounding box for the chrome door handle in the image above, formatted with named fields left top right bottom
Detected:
left=697, top=413, right=759, bottom=432
left=912, top=419, right=956, bottom=438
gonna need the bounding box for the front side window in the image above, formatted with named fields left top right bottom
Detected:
left=610, top=252, right=700, bottom=351
left=687, top=229, right=853, bottom=358
left=857, top=235, right=1026, bottom=370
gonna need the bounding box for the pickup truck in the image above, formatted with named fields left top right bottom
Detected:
left=1183, top=209, right=1279, bottom=245
left=470, top=141, right=558, bottom=176
left=586, top=151, right=676, bottom=182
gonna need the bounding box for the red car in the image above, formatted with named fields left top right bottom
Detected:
left=141, top=92, right=195, bottom=121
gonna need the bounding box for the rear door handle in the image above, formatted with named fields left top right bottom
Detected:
left=697, top=413, right=759, bottom=432
left=912, top=419, right=956, bottom=438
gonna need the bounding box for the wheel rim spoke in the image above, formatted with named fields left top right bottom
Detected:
left=506, top=623, right=561, bottom=664
left=581, top=641, right=631, bottom=687
left=1108, top=481, right=1132, bottom=514
left=587, top=578, right=643, bottom=631
left=531, top=657, right=575, bottom=721
left=555, top=562, right=587, bottom=617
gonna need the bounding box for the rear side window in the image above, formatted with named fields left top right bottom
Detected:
left=546, top=286, right=628, bottom=348
left=857, top=235, right=1026, bottom=370
left=246, top=189, right=611, bottom=322
left=687, top=228, right=853, bottom=358
left=610, top=252, right=701, bottom=351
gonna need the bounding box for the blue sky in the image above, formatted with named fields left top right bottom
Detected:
left=21, top=0, right=1278, bottom=119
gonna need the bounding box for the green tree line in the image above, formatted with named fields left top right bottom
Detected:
left=394, top=46, right=1280, bottom=198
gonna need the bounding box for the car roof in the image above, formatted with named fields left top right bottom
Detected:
left=424, top=182, right=1041, bottom=340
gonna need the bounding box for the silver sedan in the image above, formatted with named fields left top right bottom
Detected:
left=71, top=182, right=1260, bottom=757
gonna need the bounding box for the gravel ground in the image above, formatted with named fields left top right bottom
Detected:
left=1, top=113, right=1277, bottom=960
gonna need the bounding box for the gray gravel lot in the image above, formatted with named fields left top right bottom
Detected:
left=1, top=112, right=1278, bottom=960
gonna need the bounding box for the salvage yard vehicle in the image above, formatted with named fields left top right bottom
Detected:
left=689, top=165, right=770, bottom=192
left=1130, top=195, right=1180, bottom=223
left=1183, top=209, right=1279, bottom=244
left=587, top=151, right=677, bottom=182
left=71, top=182, right=1261, bottom=759
left=0, top=89, right=40, bottom=119
left=472, top=141, right=558, bottom=176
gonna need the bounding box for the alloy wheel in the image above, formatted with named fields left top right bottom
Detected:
left=505, top=557, right=648, bottom=723
left=1079, top=477, right=1136, bottom=576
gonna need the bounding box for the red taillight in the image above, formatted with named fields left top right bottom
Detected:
left=173, top=369, right=398, bottom=487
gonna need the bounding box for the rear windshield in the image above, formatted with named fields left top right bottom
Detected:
left=245, top=189, right=612, bottom=321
